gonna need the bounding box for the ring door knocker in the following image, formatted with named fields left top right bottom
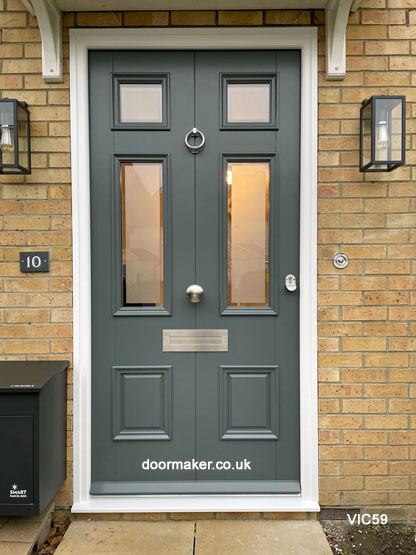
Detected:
left=185, top=127, right=206, bottom=154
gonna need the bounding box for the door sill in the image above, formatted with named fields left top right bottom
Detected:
left=90, top=480, right=300, bottom=495
left=72, top=493, right=319, bottom=514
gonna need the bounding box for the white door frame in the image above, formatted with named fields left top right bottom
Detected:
left=70, top=27, right=318, bottom=513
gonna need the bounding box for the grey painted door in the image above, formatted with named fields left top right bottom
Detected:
left=89, top=50, right=300, bottom=495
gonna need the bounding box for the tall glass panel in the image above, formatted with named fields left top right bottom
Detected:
left=387, top=100, right=403, bottom=162
left=17, top=103, right=29, bottom=170
left=361, top=102, right=372, bottom=169
left=227, top=162, right=270, bottom=307
left=0, top=101, right=15, bottom=166
left=374, top=98, right=391, bottom=167
left=121, top=163, right=163, bottom=306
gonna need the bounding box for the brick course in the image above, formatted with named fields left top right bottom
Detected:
left=0, top=0, right=414, bottom=520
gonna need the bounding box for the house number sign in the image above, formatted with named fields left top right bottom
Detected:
left=20, top=251, right=50, bottom=273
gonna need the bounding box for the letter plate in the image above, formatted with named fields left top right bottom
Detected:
left=163, top=330, right=228, bottom=352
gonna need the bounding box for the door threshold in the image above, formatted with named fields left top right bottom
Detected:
left=90, top=480, right=301, bottom=495
left=72, top=494, right=319, bottom=514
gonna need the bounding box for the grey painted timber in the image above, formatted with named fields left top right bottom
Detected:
left=89, top=50, right=300, bottom=495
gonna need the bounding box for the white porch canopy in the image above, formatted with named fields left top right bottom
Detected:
left=21, top=0, right=362, bottom=82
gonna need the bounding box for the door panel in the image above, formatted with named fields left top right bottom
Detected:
left=194, top=51, right=300, bottom=483
left=90, top=51, right=197, bottom=484
left=89, top=50, right=300, bottom=494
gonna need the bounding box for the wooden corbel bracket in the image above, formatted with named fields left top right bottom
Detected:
left=22, top=0, right=63, bottom=82
left=326, top=0, right=361, bottom=80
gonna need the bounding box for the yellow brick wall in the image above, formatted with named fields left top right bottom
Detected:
left=0, top=0, right=414, bottom=520
left=317, top=0, right=416, bottom=521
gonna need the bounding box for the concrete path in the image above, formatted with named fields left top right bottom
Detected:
left=55, top=519, right=332, bottom=554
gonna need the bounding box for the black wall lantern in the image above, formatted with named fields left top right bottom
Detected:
left=360, top=95, right=405, bottom=172
left=0, top=99, right=31, bottom=174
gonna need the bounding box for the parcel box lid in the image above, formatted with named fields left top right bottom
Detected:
left=0, top=361, right=69, bottom=392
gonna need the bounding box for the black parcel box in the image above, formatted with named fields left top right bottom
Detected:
left=0, top=361, right=68, bottom=516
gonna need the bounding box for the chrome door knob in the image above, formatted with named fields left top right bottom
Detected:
left=186, top=284, right=204, bottom=303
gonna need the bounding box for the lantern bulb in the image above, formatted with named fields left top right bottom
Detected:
left=376, top=120, right=389, bottom=150
left=0, top=125, right=14, bottom=152
left=226, top=169, right=232, bottom=185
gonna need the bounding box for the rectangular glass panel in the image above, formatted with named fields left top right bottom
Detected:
left=0, top=101, right=15, bottom=166
left=373, top=98, right=403, bottom=169
left=121, top=162, right=163, bottom=307
left=227, top=162, right=270, bottom=307
left=374, top=98, right=391, bottom=164
left=17, top=104, right=28, bottom=170
left=390, top=101, right=403, bottom=162
left=227, top=83, right=270, bottom=123
left=361, top=102, right=372, bottom=168
left=120, top=84, right=163, bottom=123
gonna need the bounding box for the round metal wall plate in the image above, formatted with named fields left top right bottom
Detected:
left=333, top=252, right=349, bottom=269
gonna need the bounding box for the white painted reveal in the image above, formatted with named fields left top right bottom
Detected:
left=70, top=26, right=318, bottom=514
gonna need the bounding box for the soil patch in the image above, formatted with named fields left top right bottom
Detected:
left=34, top=512, right=71, bottom=555
left=322, top=520, right=416, bottom=555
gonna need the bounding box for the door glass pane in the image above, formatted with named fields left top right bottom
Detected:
left=120, top=84, right=163, bottom=122
left=227, top=83, right=270, bottom=123
left=121, top=162, right=163, bottom=306
left=227, top=162, right=270, bottom=307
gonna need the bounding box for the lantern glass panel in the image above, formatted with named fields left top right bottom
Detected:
left=361, top=101, right=372, bottom=169
left=17, top=103, right=29, bottom=171
left=374, top=97, right=403, bottom=165
left=0, top=101, right=16, bottom=167
left=390, top=100, right=403, bottom=162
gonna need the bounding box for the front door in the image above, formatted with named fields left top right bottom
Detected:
left=89, top=50, right=300, bottom=495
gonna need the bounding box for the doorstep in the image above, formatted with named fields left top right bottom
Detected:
left=0, top=502, right=54, bottom=555
left=55, top=519, right=332, bottom=554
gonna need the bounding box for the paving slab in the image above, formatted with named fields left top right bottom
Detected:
left=0, top=542, right=35, bottom=555
left=0, top=502, right=54, bottom=555
left=196, top=520, right=332, bottom=555
left=0, top=520, right=43, bottom=543
left=54, top=519, right=331, bottom=555
left=54, top=520, right=195, bottom=555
